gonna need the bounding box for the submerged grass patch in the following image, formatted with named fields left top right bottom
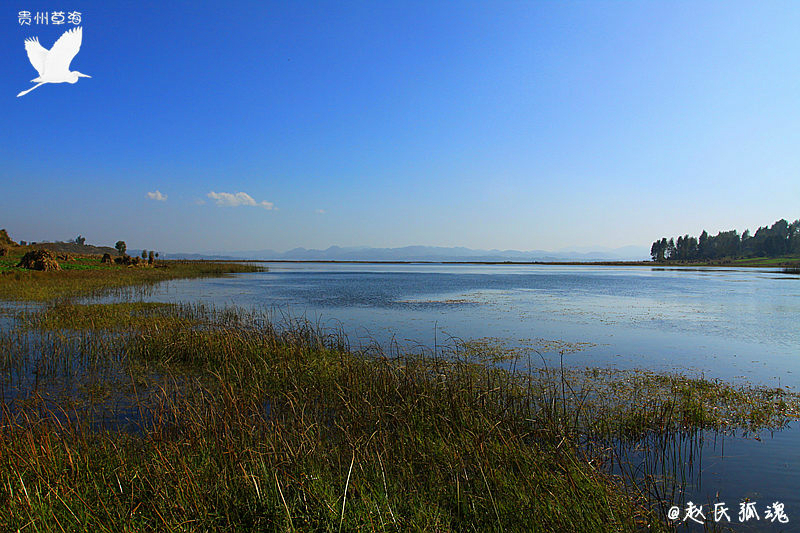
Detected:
left=20, top=302, right=196, bottom=331
left=552, top=367, right=799, bottom=435
left=459, top=336, right=598, bottom=363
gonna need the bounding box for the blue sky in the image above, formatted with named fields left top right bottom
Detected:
left=2, top=1, right=798, bottom=253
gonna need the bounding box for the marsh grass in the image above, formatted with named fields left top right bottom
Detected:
left=2, top=300, right=799, bottom=531
left=20, top=302, right=200, bottom=331
left=0, top=256, right=264, bottom=301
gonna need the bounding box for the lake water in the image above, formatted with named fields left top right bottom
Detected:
left=127, top=263, right=800, bottom=388
left=104, top=262, right=800, bottom=529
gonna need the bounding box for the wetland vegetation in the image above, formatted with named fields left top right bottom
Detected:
left=1, top=250, right=798, bottom=531
left=0, top=244, right=263, bottom=301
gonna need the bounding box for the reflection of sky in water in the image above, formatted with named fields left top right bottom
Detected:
left=613, top=422, right=800, bottom=532
left=102, top=263, right=800, bottom=389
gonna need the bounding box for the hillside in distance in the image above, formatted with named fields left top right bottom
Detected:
left=166, top=244, right=651, bottom=262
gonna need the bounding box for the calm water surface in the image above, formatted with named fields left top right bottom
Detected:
left=131, top=263, right=799, bottom=387
left=112, top=263, right=800, bottom=529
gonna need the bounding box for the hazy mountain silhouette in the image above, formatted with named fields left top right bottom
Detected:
left=166, top=245, right=650, bottom=262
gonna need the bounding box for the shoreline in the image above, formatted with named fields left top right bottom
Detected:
left=190, top=258, right=800, bottom=268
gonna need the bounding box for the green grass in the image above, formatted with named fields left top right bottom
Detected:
left=57, top=262, right=105, bottom=271
left=19, top=302, right=196, bottom=331
left=649, top=256, right=800, bottom=267
left=730, top=256, right=800, bottom=266
left=0, top=254, right=264, bottom=301
left=0, top=259, right=17, bottom=272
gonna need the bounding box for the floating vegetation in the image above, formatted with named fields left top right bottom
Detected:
left=548, top=367, right=799, bottom=435
left=522, top=337, right=599, bottom=355
left=456, top=336, right=598, bottom=363
left=396, top=297, right=478, bottom=306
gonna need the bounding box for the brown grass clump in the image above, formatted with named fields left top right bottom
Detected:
left=16, top=249, right=61, bottom=271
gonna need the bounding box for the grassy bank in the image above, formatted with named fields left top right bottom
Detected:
left=2, top=299, right=799, bottom=532
left=0, top=249, right=264, bottom=301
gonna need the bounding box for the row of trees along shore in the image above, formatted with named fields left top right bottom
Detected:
left=651, top=218, right=800, bottom=262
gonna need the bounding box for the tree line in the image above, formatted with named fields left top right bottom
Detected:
left=651, top=218, right=800, bottom=262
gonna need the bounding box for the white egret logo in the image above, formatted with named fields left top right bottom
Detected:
left=17, top=26, right=90, bottom=97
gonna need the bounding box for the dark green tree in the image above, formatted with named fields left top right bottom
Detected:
left=650, top=241, right=660, bottom=261
left=789, top=220, right=800, bottom=255
left=715, top=230, right=740, bottom=258
left=770, top=219, right=790, bottom=256
left=115, top=241, right=127, bottom=256
left=698, top=230, right=709, bottom=258
left=650, top=238, right=667, bottom=261
left=666, top=238, right=676, bottom=260
left=653, top=218, right=799, bottom=262
left=740, top=229, right=753, bottom=257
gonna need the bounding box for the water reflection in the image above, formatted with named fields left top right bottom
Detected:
left=602, top=424, right=800, bottom=531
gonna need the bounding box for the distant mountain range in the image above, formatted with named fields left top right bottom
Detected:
left=162, top=245, right=650, bottom=262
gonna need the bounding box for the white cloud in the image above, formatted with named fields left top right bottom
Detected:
left=207, top=191, right=274, bottom=209
left=146, top=190, right=167, bottom=201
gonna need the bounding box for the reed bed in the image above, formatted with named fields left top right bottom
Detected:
left=2, top=300, right=798, bottom=531
left=0, top=257, right=264, bottom=301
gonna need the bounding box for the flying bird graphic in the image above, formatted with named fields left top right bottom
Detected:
left=17, top=26, right=90, bottom=97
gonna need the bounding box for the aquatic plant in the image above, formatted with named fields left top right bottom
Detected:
left=2, top=299, right=798, bottom=531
